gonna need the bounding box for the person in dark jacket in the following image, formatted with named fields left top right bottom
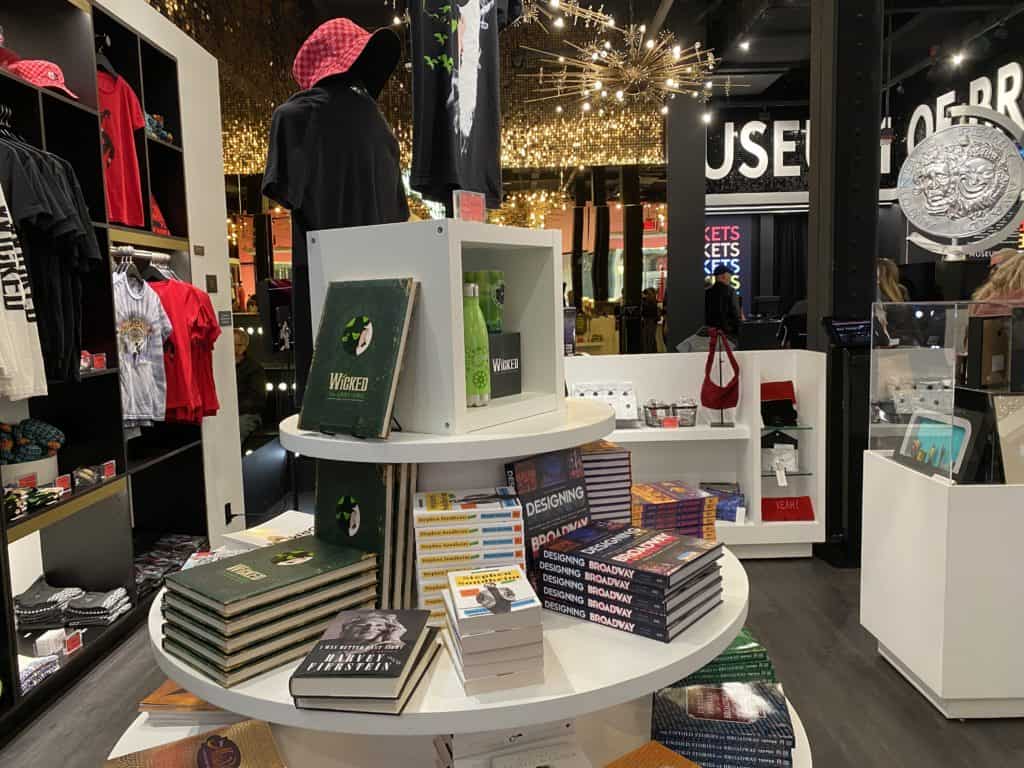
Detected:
left=235, top=329, right=267, bottom=446
left=704, top=265, right=743, bottom=338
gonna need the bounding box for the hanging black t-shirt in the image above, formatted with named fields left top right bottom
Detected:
left=410, top=0, right=502, bottom=209
left=262, top=74, right=409, bottom=404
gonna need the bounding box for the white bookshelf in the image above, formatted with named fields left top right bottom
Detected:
left=565, top=351, right=827, bottom=558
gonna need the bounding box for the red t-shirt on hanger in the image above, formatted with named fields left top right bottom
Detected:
left=98, top=71, right=146, bottom=227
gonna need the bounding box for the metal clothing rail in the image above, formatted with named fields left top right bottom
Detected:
left=110, top=245, right=172, bottom=264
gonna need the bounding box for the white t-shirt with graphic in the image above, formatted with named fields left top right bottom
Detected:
left=0, top=181, right=47, bottom=400
left=113, top=272, right=172, bottom=424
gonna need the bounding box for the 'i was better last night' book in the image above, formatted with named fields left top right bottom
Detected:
left=299, top=279, right=418, bottom=439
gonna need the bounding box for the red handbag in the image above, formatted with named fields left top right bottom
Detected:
left=701, top=329, right=740, bottom=410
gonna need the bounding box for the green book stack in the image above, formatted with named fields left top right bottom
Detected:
left=161, top=536, right=378, bottom=687
left=673, top=627, right=777, bottom=686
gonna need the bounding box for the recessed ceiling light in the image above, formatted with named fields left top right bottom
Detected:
left=739, top=40, right=750, bottom=52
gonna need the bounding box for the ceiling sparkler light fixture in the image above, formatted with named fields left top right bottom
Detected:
left=519, top=24, right=720, bottom=116
left=516, top=0, right=615, bottom=32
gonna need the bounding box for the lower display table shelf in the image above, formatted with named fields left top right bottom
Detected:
left=148, top=551, right=748, bottom=736
left=108, top=698, right=812, bottom=766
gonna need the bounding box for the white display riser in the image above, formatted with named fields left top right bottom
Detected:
left=109, top=698, right=812, bottom=767
left=307, top=220, right=564, bottom=436
left=861, top=451, right=1024, bottom=719
left=565, top=351, right=827, bottom=558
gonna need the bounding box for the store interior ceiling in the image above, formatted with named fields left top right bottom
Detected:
left=210, top=0, right=1024, bottom=202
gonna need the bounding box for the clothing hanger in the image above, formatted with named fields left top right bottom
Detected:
left=95, top=34, right=117, bottom=77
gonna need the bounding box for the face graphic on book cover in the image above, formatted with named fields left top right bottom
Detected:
left=342, top=315, right=373, bottom=356
left=475, top=582, right=515, bottom=613
left=335, top=612, right=407, bottom=647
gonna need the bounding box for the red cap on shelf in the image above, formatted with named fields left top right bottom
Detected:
left=7, top=59, right=78, bottom=99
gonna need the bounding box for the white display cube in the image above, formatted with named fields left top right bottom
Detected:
left=307, top=220, right=565, bottom=435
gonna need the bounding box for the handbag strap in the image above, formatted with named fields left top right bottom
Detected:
left=718, top=331, right=740, bottom=380
left=705, top=328, right=720, bottom=378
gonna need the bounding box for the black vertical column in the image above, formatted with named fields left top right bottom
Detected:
left=621, top=165, right=644, bottom=353
left=591, top=167, right=610, bottom=302
left=571, top=174, right=587, bottom=311
left=666, top=97, right=707, bottom=350
left=808, top=0, right=883, bottom=347
left=253, top=213, right=273, bottom=285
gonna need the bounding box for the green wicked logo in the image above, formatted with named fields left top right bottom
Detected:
left=336, top=495, right=362, bottom=537
left=342, top=315, right=373, bottom=356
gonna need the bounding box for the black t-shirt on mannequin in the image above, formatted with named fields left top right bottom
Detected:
left=263, top=73, right=409, bottom=404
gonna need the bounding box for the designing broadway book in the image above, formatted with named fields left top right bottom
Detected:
left=506, top=448, right=591, bottom=586
left=299, top=279, right=417, bottom=438
left=290, top=609, right=431, bottom=698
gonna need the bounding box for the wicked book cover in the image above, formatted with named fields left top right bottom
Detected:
left=299, top=279, right=417, bottom=438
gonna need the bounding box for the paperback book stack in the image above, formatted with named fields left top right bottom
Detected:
left=138, top=679, right=243, bottom=726
left=442, top=564, right=544, bottom=695
left=700, top=482, right=746, bottom=523
left=290, top=609, right=441, bottom=714
left=652, top=682, right=796, bottom=768
left=538, top=523, right=724, bottom=643
left=580, top=441, right=632, bottom=525
left=632, top=482, right=718, bottom=541
left=161, top=536, right=378, bottom=687
left=676, top=627, right=777, bottom=686
left=412, top=487, right=526, bottom=625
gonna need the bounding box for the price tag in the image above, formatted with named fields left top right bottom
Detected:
left=92, top=353, right=107, bottom=370
left=453, top=190, right=486, bottom=223
left=55, top=474, right=72, bottom=491
left=65, top=630, right=83, bottom=655
left=101, top=460, right=117, bottom=479
left=775, top=465, right=788, bottom=487
left=17, top=473, right=37, bottom=488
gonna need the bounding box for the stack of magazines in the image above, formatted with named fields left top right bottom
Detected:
left=442, top=564, right=544, bottom=694
left=538, top=523, right=723, bottom=643
left=580, top=441, right=632, bottom=524
left=631, top=483, right=718, bottom=540
left=652, top=682, right=796, bottom=768
left=676, top=627, right=777, bottom=686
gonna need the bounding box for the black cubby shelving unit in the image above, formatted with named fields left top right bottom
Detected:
left=0, top=0, right=209, bottom=741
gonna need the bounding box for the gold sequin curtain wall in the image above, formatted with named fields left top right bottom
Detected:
left=145, top=2, right=663, bottom=175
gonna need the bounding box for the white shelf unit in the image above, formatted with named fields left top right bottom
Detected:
left=565, top=351, right=827, bottom=558
left=861, top=451, right=1024, bottom=718
left=307, top=220, right=564, bottom=435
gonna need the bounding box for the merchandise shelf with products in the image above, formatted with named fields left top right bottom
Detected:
left=566, top=351, right=827, bottom=558
left=0, top=0, right=242, bottom=744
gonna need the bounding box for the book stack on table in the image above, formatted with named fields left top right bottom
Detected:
left=538, top=523, right=724, bottom=643
left=700, top=482, right=746, bottom=523
left=442, top=564, right=544, bottom=695
left=289, top=608, right=441, bottom=714
left=580, top=441, right=633, bottom=525
left=631, top=483, right=718, bottom=540
left=412, top=487, right=526, bottom=625
left=160, top=536, right=378, bottom=687
left=675, top=627, right=777, bottom=686
left=652, top=682, right=796, bottom=768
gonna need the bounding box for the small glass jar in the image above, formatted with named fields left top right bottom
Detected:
left=675, top=398, right=698, bottom=427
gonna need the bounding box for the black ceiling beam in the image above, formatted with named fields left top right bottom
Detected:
left=885, top=2, right=1013, bottom=13
left=716, top=60, right=808, bottom=74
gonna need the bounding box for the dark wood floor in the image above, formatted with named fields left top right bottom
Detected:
left=1, top=559, right=1021, bottom=767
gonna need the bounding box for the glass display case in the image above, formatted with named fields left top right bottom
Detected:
left=870, top=300, right=1024, bottom=484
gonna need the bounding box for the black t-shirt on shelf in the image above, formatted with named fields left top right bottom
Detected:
left=262, top=74, right=409, bottom=404
left=410, top=0, right=502, bottom=209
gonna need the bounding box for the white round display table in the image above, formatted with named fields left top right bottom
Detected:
left=279, top=399, right=615, bottom=464
left=109, top=700, right=813, bottom=767
left=149, top=550, right=748, bottom=736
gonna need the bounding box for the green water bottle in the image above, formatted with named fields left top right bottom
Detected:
left=463, top=283, right=491, bottom=407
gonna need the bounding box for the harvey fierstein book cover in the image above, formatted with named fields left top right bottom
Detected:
left=299, top=279, right=417, bottom=438
left=289, top=609, right=431, bottom=698
left=506, top=448, right=591, bottom=587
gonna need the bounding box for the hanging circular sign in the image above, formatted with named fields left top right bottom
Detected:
left=897, top=106, right=1024, bottom=259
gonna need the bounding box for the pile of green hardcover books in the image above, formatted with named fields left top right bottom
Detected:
left=161, top=536, right=378, bottom=687
left=675, top=627, right=777, bottom=685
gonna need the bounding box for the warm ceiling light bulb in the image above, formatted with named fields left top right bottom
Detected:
left=645, top=39, right=655, bottom=49
left=672, top=45, right=681, bottom=60
left=582, top=102, right=591, bottom=112
left=604, top=40, right=612, bottom=50
left=549, top=0, right=560, bottom=7
left=739, top=40, right=750, bottom=51
left=615, top=90, right=624, bottom=100
left=606, top=16, right=614, bottom=26
left=558, top=56, right=565, bottom=63
left=951, top=51, right=965, bottom=66
left=392, top=15, right=401, bottom=25
left=666, top=78, right=675, bottom=87
left=702, top=111, right=712, bottom=123
left=601, top=90, right=608, bottom=98
left=591, top=52, right=599, bottom=60
left=554, top=17, right=565, bottom=28
left=639, top=24, right=646, bottom=33
left=593, top=80, right=602, bottom=90
left=704, top=80, right=713, bottom=89
left=598, top=108, right=605, bottom=116
left=660, top=105, right=669, bottom=115
left=555, top=105, right=563, bottom=113
left=691, top=91, right=699, bottom=98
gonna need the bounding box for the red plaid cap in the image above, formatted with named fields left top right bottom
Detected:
left=7, top=59, right=78, bottom=100
left=292, top=18, right=399, bottom=97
